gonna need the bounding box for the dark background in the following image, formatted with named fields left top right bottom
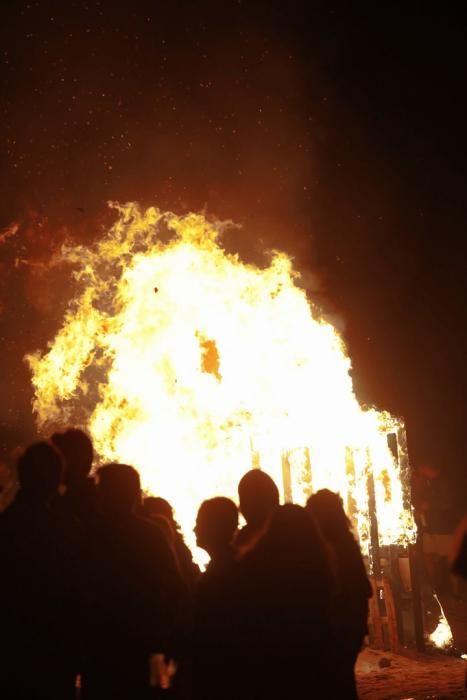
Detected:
left=0, top=2, right=466, bottom=516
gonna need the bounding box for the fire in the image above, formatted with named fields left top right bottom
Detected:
left=429, top=594, right=453, bottom=649
left=26, top=202, right=416, bottom=555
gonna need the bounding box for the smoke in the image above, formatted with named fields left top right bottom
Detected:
left=0, top=1, right=342, bottom=457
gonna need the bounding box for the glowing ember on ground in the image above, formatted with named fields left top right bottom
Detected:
left=26, top=203, right=416, bottom=555
left=429, top=594, right=454, bottom=649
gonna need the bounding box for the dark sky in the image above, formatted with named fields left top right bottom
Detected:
left=1, top=2, right=466, bottom=506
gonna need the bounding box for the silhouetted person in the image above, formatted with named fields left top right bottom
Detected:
left=235, top=469, right=279, bottom=557
left=195, top=497, right=238, bottom=569
left=232, top=504, right=336, bottom=699
left=0, top=441, right=79, bottom=699
left=51, top=429, right=100, bottom=685
left=51, top=428, right=96, bottom=520
left=148, top=509, right=177, bottom=544
left=307, top=489, right=372, bottom=700
left=143, top=495, right=200, bottom=587
left=0, top=459, right=15, bottom=511
left=455, top=541, right=467, bottom=579
left=193, top=497, right=239, bottom=700
left=142, top=497, right=199, bottom=700
left=452, top=515, right=467, bottom=580
left=81, top=464, right=185, bottom=700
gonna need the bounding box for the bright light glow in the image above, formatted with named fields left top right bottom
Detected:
left=429, top=594, right=454, bottom=649
left=26, top=203, right=417, bottom=556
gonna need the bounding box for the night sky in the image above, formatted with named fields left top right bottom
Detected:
left=1, top=2, right=466, bottom=514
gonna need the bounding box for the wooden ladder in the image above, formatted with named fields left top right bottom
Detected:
left=368, top=575, right=399, bottom=652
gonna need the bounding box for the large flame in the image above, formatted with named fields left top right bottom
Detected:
left=26, top=203, right=416, bottom=555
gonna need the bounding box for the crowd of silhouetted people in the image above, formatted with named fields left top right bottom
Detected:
left=0, top=429, right=375, bottom=700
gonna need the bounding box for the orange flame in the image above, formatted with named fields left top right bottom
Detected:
left=26, top=203, right=416, bottom=556
left=429, top=594, right=453, bottom=649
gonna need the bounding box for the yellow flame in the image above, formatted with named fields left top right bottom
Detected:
left=25, top=203, right=416, bottom=555
left=429, top=594, right=453, bottom=649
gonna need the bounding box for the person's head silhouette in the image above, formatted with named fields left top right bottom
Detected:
left=266, top=503, right=322, bottom=552
left=51, top=428, right=93, bottom=488
left=143, top=496, right=174, bottom=522
left=97, top=463, right=141, bottom=515
left=238, top=470, right=279, bottom=529
left=16, top=441, right=63, bottom=506
left=306, top=488, right=350, bottom=538
left=142, top=497, right=176, bottom=541
left=195, top=497, right=238, bottom=557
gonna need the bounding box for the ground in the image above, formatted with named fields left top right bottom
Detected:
left=356, top=648, right=466, bottom=700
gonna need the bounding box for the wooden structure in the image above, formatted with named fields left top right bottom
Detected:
left=366, top=429, right=425, bottom=652
left=258, top=427, right=425, bottom=652
left=368, top=574, right=399, bottom=652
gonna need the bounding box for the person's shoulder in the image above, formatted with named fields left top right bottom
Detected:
left=233, top=523, right=251, bottom=546
left=133, top=513, right=171, bottom=545
left=452, top=516, right=467, bottom=579
left=0, top=499, right=24, bottom=528
left=233, top=524, right=266, bottom=560
left=0, top=503, right=15, bottom=532
left=233, top=541, right=262, bottom=578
